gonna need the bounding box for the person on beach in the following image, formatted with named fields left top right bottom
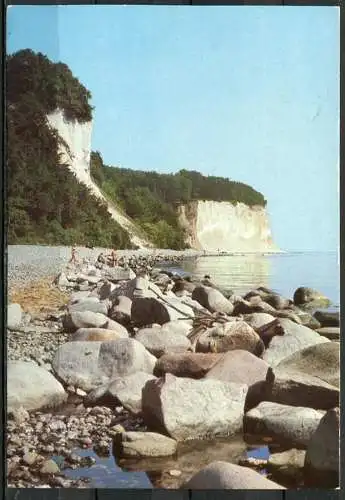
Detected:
left=69, top=245, right=78, bottom=265
left=110, top=249, right=117, bottom=267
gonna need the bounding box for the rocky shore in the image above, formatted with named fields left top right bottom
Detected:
left=7, top=251, right=340, bottom=489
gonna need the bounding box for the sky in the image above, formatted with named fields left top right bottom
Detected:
left=7, top=5, right=340, bottom=252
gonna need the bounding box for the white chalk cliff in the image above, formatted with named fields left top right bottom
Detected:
left=47, top=110, right=277, bottom=252
left=47, top=110, right=151, bottom=249
left=178, top=201, right=279, bottom=252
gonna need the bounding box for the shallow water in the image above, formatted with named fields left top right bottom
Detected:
left=168, top=251, right=339, bottom=309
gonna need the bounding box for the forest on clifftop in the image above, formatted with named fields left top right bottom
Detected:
left=7, top=49, right=267, bottom=249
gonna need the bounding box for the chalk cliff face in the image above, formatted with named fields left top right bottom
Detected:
left=179, top=201, right=278, bottom=252
left=47, top=111, right=151, bottom=249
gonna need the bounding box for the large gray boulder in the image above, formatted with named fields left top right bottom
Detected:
left=142, top=374, right=247, bottom=441
left=52, top=339, right=156, bottom=391
left=304, top=407, right=339, bottom=488
left=233, top=297, right=277, bottom=316
left=135, top=327, right=192, bottom=358
left=316, top=327, right=340, bottom=341
left=68, top=298, right=108, bottom=315
left=314, top=310, right=339, bottom=327
left=114, top=431, right=177, bottom=458
left=293, top=287, right=330, bottom=307
left=244, top=401, right=325, bottom=447
left=108, top=295, right=132, bottom=326
left=261, top=318, right=330, bottom=367
left=70, top=326, right=128, bottom=342
left=196, top=321, right=264, bottom=356
left=87, top=371, right=157, bottom=414
left=181, top=461, right=285, bottom=489
left=275, top=342, right=340, bottom=388
left=242, top=313, right=276, bottom=331
left=131, top=297, right=193, bottom=327
left=7, top=304, right=23, bottom=330
left=246, top=368, right=339, bottom=411
left=62, top=311, right=110, bottom=332
left=205, top=350, right=269, bottom=386
left=192, top=286, right=234, bottom=314
left=154, top=353, right=222, bottom=379
left=267, top=449, right=306, bottom=482
left=8, top=361, right=67, bottom=412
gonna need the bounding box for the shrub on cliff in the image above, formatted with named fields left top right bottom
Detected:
left=7, top=49, right=132, bottom=248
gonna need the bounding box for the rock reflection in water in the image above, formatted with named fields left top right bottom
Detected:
left=181, top=255, right=271, bottom=296
left=115, top=436, right=247, bottom=488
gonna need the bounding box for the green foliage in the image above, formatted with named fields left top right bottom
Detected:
left=7, top=50, right=132, bottom=248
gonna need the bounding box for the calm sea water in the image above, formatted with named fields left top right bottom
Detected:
left=171, top=251, right=340, bottom=310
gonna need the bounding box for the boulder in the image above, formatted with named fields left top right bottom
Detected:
left=293, top=287, right=330, bottom=307
left=275, top=342, right=340, bottom=388
left=244, top=401, right=325, bottom=447
left=196, top=321, right=264, bottom=356
left=131, top=297, right=193, bottom=328
left=261, top=318, right=330, bottom=367
left=242, top=313, right=276, bottom=332
left=70, top=327, right=128, bottom=342
left=314, top=310, right=339, bottom=327
left=114, top=431, right=177, bottom=458
left=154, top=353, right=221, bottom=379
left=8, top=361, right=67, bottom=412
left=233, top=298, right=277, bottom=316
left=62, top=311, right=110, bottom=332
left=316, top=327, right=340, bottom=341
left=110, top=277, right=161, bottom=301
left=98, top=281, right=116, bottom=301
left=136, top=327, right=192, bottom=358
left=69, top=291, right=92, bottom=303
left=246, top=368, right=339, bottom=411
left=104, top=267, right=136, bottom=282
left=160, top=320, right=193, bottom=337
left=191, top=286, right=234, bottom=314
left=54, top=272, right=71, bottom=287
left=304, top=407, right=339, bottom=488
left=52, top=339, right=156, bottom=392
left=87, top=372, right=157, bottom=414
left=264, top=294, right=291, bottom=310
left=205, top=350, right=269, bottom=386
left=182, top=461, right=285, bottom=489
left=142, top=374, right=247, bottom=441
left=267, top=449, right=306, bottom=482
left=68, top=298, right=108, bottom=315
left=7, top=303, right=23, bottom=330
left=108, top=295, right=132, bottom=326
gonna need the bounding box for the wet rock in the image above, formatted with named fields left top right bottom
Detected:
left=275, top=342, right=340, bottom=388
left=52, top=339, right=156, bottom=391
left=142, top=374, right=247, bottom=441
left=8, top=361, right=67, bottom=412
left=154, top=353, right=221, bottom=379
left=40, top=459, right=60, bottom=475
left=267, top=449, right=305, bottom=481
left=244, top=401, right=325, bottom=447
left=314, top=310, right=339, bottom=327
left=182, top=461, right=285, bottom=489
left=261, top=318, right=329, bottom=367
left=114, top=431, right=177, bottom=458
left=7, top=303, right=23, bottom=330
left=205, top=350, right=269, bottom=386
left=70, top=326, right=128, bottom=342
left=304, top=407, right=339, bottom=488
left=316, top=327, right=340, bottom=341
left=293, top=287, right=330, bottom=307
left=192, top=286, right=234, bottom=314
left=136, top=326, right=192, bottom=358
left=196, top=321, right=264, bottom=356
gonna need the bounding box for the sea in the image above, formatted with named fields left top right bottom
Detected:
left=167, top=251, right=340, bottom=311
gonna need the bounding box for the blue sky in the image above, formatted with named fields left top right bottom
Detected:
left=7, top=6, right=339, bottom=252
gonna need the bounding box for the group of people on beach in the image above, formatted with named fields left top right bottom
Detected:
left=69, top=246, right=118, bottom=267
